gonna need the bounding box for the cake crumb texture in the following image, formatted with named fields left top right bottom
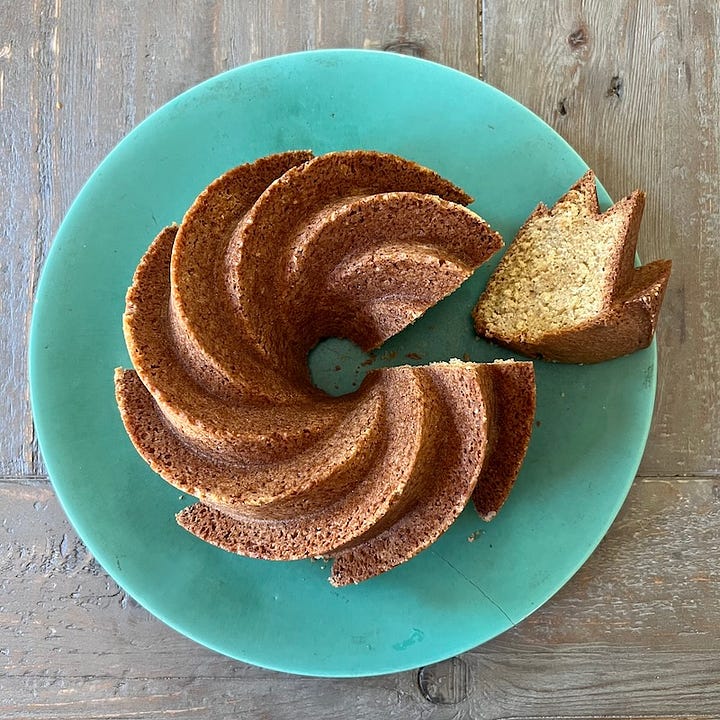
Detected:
left=473, top=170, right=671, bottom=363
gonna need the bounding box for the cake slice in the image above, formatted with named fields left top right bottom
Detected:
left=329, top=359, right=535, bottom=586
left=472, top=171, right=671, bottom=363
left=470, top=359, right=536, bottom=520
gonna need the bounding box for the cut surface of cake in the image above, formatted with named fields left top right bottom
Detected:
left=472, top=170, right=671, bottom=363
left=115, top=150, right=536, bottom=585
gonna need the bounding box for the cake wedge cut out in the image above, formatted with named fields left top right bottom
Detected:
left=472, top=171, right=671, bottom=363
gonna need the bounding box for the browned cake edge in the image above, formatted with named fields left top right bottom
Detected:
left=472, top=360, right=536, bottom=519
left=328, top=362, right=493, bottom=586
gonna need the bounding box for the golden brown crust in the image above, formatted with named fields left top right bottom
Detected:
left=168, top=150, right=316, bottom=400
left=116, top=151, right=525, bottom=585
left=329, top=360, right=535, bottom=585
left=226, top=151, right=484, bottom=373
left=523, top=259, right=672, bottom=363
left=169, top=360, right=536, bottom=586
left=328, top=363, right=492, bottom=586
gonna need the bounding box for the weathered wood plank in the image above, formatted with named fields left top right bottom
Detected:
left=1, top=476, right=718, bottom=718
left=213, top=0, right=480, bottom=76
left=1, top=672, right=717, bottom=720
left=483, top=0, right=720, bottom=477
left=0, top=2, right=43, bottom=477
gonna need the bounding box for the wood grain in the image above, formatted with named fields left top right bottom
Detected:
left=483, top=0, right=720, bottom=477
left=1, top=2, right=42, bottom=477
left=1, top=476, right=718, bottom=718
left=213, top=0, right=480, bottom=76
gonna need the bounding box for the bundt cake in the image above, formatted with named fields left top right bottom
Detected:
left=472, top=170, right=672, bottom=363
left=115, top=150, right=536, bottom=586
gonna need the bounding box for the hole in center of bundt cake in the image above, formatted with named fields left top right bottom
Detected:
left=308, top=338, right=373, bottom=397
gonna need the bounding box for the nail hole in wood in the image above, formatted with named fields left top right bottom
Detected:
left=417, top=656, right=470, bottom=705
left=558, top=98, right=568, bottom=116
left=683, top=60, right=692, bottom=90
left=382, top=40, right=424, bottom=58
left=568, top=25, right=589, bottom=49
left=607, top=75, right=624, bottom=98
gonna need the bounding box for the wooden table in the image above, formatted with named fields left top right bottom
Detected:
left=3, top=2, right=718, bottom=717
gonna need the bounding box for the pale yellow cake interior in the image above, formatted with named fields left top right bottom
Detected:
left=476, top=189, right=624, bottom=343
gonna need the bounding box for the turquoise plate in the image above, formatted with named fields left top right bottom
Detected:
left=29, top=50, right=656, bottom=677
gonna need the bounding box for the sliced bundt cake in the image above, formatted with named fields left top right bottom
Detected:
left=115, top=150, right=536, bottom=585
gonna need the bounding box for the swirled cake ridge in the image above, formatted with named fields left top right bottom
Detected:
left=115, top=150, right=536, bottom=585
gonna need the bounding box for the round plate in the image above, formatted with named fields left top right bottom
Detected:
left=30, top=49, right=656, bottom=677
